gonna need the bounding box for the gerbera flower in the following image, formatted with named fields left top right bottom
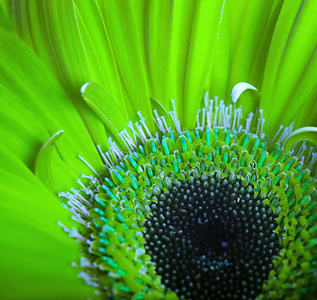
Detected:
left=0, top=0, right=316, bottom=299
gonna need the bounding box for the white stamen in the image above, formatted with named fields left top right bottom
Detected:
left=57, top=221, right=87, bottom=243
left=246, top=113, right=254, bottom=133
left=307, top=152, right=317, bottom=169
left=306, top=146, right=314, bottom=165
left=296, top=141, right=307, bottom=158
left=80, top=256, right=93, bottom=268
left=168, top=99, right=181, bottom=133
left=134, top=122, right=148, bottom=143
left=138, top=111, right=153, bottom=138
left=108, top=137, right=124, bottom=161
left=273, top=125, right=283, bottom=142
left=260, top=118, right=265, bottom=139
left=204, top=92, right=209, bottom=108
left=119, top=129, right=137, bottom=151
left=256, top=109, right=264, bottom=136
left=161, top=116, right=171, bottom=132
left=213, top=105, right=219, bottom=128
left=153, top=109, right=166, bottom=134
left=201, top=108, right=206, bottom=130
left=127, top=121, right=141, bottom=144
left=219, top=100, right=225, bottom=127
left=79, top=155, right=100, bottom=178
left=97, top=145, right=113, bottom=168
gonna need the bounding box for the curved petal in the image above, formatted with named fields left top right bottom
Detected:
left=260, top=0, right=317, bottom=135
left=10, top=0, right=118, bottom=147
left=284, top=126, right=317, bottom=152
left=0, top=29, right=104, bottom=182
left=0, top=144, right=93, bottom=299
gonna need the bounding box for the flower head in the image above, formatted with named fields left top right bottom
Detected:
left=0, top=1, right=316, bottom=299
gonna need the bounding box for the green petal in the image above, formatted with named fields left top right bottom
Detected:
left=10, top=0, right=112, bottom=148
left=210, top=0, right=283, bottom=101
left=146, top=0, right=225, bottom=128
left=284, top=127, right=317, bottom=152
left=81, top=82, right=129, bottom=149
left=0, top=29, right=104, bottom=180
left=97, top=0, right=152, bottom=126
left=35, top=130, right=78, bottom=193
left=0, top=1, right=12, bottom=30
left=0, top=83, right=49, bottom=169
left=261, top=0, right=317, bottom=134
left=0, top=144, right=93, bottom=299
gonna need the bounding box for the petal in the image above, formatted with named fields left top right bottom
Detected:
left=146, top=0, right=225, bottom=128
left=81, top=82, right=129, bottom=149
left=231, top=82, right=260, bottom=119
left=0, top=1, right=12, bottom=30
left=0, top=29, right=104, bottom=181
left=260, top=0, right=317, bottom=134
left=284, top=127, right=317, bottom=152
left=0, top=144, right=93, bottom=299
left=210, top=0, right=284, bottom=101
left=35, top=130, right=79, bottom=193
left=10, top=0, right=114, bottom=147
left=97, top=0, right=153, bottom=127
left=0, top=83, right=49, bottom=169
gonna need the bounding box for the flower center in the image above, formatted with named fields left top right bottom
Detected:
left=144, top=175, right=280, bottom=300
left=58, top=90, right=317, bottom=299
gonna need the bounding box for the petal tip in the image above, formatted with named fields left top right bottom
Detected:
left=231, top=82, right=258, bottom=104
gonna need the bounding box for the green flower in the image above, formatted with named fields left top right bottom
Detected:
left=0, top=1, right=316, bottom=300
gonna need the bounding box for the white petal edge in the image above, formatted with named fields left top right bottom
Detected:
left=231, top=82, right=258, bottom=103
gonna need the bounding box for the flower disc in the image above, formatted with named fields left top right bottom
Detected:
left=60, top=99, right=317, bottom=300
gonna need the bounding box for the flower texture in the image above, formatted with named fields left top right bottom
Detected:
left=0, top=1, right=317, bottom=300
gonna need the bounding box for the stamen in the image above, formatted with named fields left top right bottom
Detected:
left=108, top=137, right=124, bottom=162
left=307, top=152, right=317, bottom=169
left=118, top=129, right=137, bottom=151
left=219, top=100, right=225, bottom=127
left=127, top=121, right=141, bottom=144
left=161, top=116, right=171, bottom=132
left=168, top=99, right=181, bottom=133
left=137, top=111, right=153, bottom=138
left=204, top=92, right=209, bottom=108
left=134, top=122, right=148, bottom=143
left=97, top=145, right=113, bottom=168
left=246, top=113, right=254, bottom=133
left=272, top=125, right=283, bottom=142
left=306, top=146, right=314, bottom=165
left=57, top=221, right=87, bottom=243
left=206, top=100, right=213, bottom=130
left=196, top=109, right=202, bottom=130
left=79, top=155, right=100, bottom=178
left=296, top=141, right=307, bottom=158
left=153, top=109, right=166, bottom=134
left=256, top=109, right=264, bottom=137
left=213, top=105, right=219, bottom=128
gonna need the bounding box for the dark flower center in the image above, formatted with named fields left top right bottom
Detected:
left=144, top=176, right=280, bottom=300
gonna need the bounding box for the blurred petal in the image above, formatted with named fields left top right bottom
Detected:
left=261, top=0, right=317, bottom=134
left=0, top=144, right=92, bottom=299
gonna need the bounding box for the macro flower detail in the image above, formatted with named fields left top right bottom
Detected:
left=1, top=0, right=317, bottom=300
left=59, top=87, right=317, bottom=300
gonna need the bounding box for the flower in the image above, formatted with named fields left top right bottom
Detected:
left=0, top=1, right=316, bottom=300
